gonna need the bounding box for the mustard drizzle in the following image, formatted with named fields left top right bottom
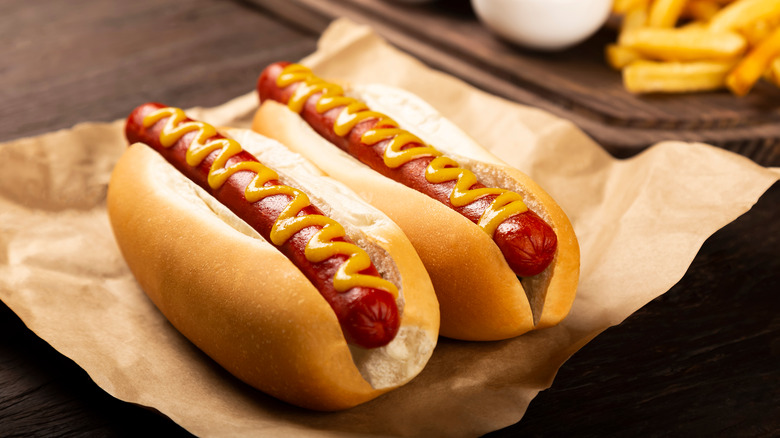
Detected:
left=142, top=107, right=398, bottom=298
left=276, top=64, right=529, bottom=238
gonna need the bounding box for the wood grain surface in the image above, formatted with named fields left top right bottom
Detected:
left=1, top=0, right=778, bottom=437
left=0, top=0, right=317, bottom=142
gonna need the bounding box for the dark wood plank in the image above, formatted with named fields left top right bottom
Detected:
left=0, top=0, right=317, bottom=143
left=265, top=0, right=780, bottom=165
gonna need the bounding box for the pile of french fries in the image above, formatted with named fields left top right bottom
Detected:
left=608, top=0, right=780, bottom=95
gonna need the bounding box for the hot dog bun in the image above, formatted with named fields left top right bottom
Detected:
left=106, top=128, right=439, bottom=411
left=253, top=83, right=579, bottom=341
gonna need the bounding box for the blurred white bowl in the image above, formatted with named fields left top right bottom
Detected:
left=472, top=0, right=613, bottom=51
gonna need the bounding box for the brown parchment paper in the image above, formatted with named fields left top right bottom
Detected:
left=1, top=18, right=778, bottom=438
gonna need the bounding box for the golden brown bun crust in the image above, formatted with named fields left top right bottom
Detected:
left=253, top=94, right=579, bottom=341
left=107, top=142, right=438, bottom=410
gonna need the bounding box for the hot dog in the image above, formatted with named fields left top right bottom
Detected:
left=253, top=62, right=580, bottom=341
left=108, top=103, right=439, bottom=410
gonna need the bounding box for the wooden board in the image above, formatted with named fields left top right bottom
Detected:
left=250, top=0, right=780, bottom=166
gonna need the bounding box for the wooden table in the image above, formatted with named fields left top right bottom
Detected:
left=1, top=0, right=778, bottom=436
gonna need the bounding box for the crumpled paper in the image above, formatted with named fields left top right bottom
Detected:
left=0, top=18, right=777, bottom=438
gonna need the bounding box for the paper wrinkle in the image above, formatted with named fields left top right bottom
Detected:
left=1, top=17, right=779, bottom=438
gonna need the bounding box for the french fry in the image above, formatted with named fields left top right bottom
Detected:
left=620, top=28, right=747, bottom=61
left=606, top=44, right=644, bottom=70
left=738, top=16, right=780, bottom=47
left=608, top=0, right=777, bottom=96
left=727, top=27, right=780, bottom=95
left=648, top=0, right=688, bottom=27
left=766, top=56, right=780, bottom=86
left=622, top=2, right=649, bottom=32
left=683, top=0, right=723, bottom=22
left=613, top=0, right=650, bottom=14
left=623, top=60, right=735, bottom=93
left=708, top=0, right=780, bottom=32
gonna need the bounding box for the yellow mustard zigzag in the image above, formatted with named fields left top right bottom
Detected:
left=276, top=63, right=528, bottom=237
left=142, top=107, right=398, bottom=297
